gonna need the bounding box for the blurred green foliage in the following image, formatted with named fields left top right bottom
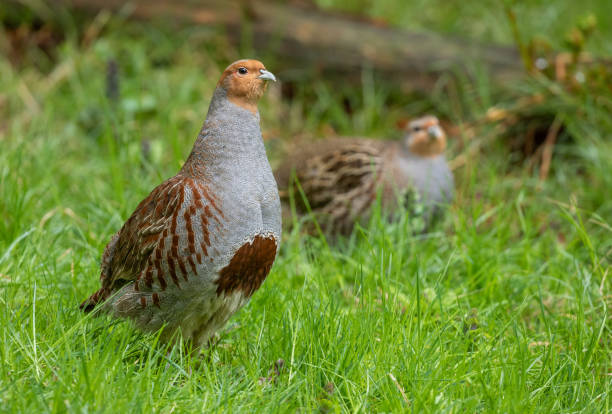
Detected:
left=0, top=1, right=610, bottom=412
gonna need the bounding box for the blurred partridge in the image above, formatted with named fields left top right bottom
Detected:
left=80, top=59, right=281, bottom=348
left=275, top=116, right=453, bottom=234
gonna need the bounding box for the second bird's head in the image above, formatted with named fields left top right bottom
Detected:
left=403, top=115, right=447, bottom=157
left=217, top=59, right=276, bottom=114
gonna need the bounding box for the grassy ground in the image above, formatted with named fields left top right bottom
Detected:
left=1, top=2, right=610, bottom=412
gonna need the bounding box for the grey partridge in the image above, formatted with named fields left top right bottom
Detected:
left=275, top=116, right=453, bottom=234
left=80, top=59, right=281, bottom=348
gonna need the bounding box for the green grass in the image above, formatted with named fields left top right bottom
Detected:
left=1, top=2, right=611, bottom=412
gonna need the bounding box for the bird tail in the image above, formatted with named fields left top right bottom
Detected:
left=79, top=288, right=107, bottom=313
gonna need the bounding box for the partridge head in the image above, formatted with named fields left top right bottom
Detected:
left=403, top=115, right=447, bottom=157
left=80, top=59, right=281, bottom=349
left=275, top=115, right=453, bottom=234
left=218, top=59, right=277, bottom=114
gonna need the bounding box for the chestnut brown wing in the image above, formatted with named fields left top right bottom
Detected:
left=103, top=176, right=186, bottom=291
left=83, top=173, right=225, bottom=307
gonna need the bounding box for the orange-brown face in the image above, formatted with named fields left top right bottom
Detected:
left=404, top=115, right=447, bottom=157
left=217, top=59, right=276, bottom=114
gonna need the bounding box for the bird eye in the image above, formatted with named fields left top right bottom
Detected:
left=238, top=67, right=248, bottom=75
left=412, top=126, right=422, bottom=131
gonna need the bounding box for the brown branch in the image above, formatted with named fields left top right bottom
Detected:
left=539, top=117, right=563, bottom=181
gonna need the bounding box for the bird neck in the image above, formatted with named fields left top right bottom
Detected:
left=180, top=87, right=264, bottom=179
left=205, top=87, right=261, bottom=120
left=403, top=136, right=446, bottom=158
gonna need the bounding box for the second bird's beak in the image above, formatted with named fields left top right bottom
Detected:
left=258, top=69, right=277, bottom=82
left=427, top=125, right=444, bottom=140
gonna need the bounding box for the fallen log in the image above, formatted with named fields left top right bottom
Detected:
left=57, top=0, right=524, bottom=87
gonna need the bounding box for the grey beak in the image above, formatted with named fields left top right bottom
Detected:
left=258, top=69, right=277, bottom=82
left=428, top=125, right=444, bottom=140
